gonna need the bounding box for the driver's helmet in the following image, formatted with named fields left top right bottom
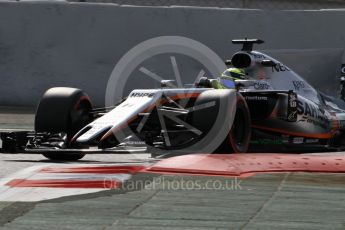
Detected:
left=216, top=68, right=246, bottom=89
left=221, top=68, right=246, bottom=80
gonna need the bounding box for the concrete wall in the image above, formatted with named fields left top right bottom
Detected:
left=0, top=2, right=345, bottom=106
left=76, top=0, right=345, bottom=10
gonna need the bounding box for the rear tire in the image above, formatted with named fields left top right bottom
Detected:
left=35, top=87, right=93, bottom=161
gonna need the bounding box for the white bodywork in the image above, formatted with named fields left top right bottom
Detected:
left=75, top=88, right=213, bottom=143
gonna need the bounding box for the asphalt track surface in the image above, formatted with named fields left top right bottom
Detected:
left=0, top=108, right=345, bottom=230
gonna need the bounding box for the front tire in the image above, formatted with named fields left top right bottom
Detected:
left=35, top=87, right=93, bottom=161
left=216, top=94, right=251, bottom=153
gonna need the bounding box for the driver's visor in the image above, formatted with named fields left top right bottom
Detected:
left=230, top=72, right=245, bottom=79
left=220, top=78, right=235, bottom=89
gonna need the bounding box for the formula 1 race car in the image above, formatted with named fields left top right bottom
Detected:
left=2, top=39, right=345, bottom=160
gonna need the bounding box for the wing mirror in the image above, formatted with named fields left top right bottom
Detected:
left=225, top=60, right=232, bottom=66
left=261, top=60, right=276, bottom=67
left=161, top=80, right=176, bottom=88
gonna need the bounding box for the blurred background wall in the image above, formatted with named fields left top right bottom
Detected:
left=0, top=1, right=344, bottom=106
